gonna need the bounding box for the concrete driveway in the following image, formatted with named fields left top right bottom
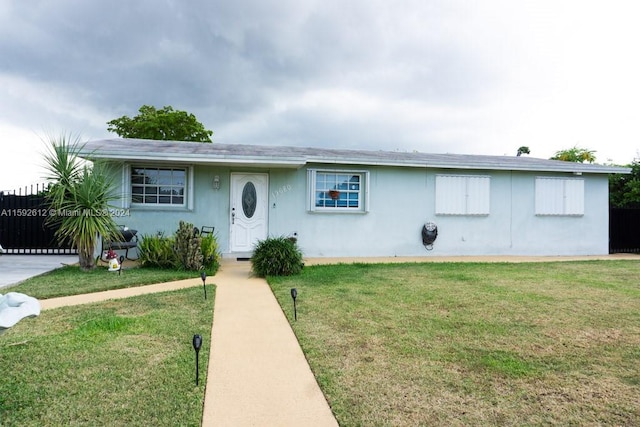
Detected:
left=0, top=255, right=78, bottom=289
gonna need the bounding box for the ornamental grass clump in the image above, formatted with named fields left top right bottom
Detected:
left=251, top=236, right=304, bottom=277
left=201, top=233, right=220, bottom=272
left=137, top=232, right=176, bottom=269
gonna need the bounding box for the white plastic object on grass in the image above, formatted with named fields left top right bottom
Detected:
left=0, top=292, right=41, bottom=334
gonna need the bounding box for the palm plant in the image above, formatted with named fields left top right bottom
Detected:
left=43, top=134, right=123, bottom=271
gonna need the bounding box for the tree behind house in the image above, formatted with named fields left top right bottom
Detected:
left=609, top=159, right=640, bottom=208
left=107, top=105, right=213, bottom=142
left=550, top=146, right=596, bottom=163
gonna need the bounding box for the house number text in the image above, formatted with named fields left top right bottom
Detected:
left=272, top=184, right=292, bottom=199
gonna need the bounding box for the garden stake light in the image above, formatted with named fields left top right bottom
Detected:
left=118, top=255, right=124, bottom=276
left=200, top=271, right=207, bottom=299
left=192, top=334, right=203, bottom=386
left=291, top=288, right=298, bottom=321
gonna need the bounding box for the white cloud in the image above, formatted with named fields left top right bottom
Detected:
left=0, top=124, right=48, bottom=192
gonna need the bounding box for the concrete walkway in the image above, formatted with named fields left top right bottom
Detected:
left=202, top=261, right=337, bottom=426
left=39, top=277, right=205, bottom=310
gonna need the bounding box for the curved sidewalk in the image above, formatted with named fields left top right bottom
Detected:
left=39, top=277, right=204, bottom=310
left=40, top=260, right=338, bottom=427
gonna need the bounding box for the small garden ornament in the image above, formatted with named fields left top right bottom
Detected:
left=105, top=249, right=120, bottom=271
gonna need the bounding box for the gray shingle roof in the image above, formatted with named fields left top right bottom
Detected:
left=79, top=138, right=630, bottom=174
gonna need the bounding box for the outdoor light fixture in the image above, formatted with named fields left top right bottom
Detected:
left=200, top=271, right=207, bottom=299
left=192, top=334, right=203, bottom=386
left=212, top=175, right=220, bottom=190
left=291, top=288, right=298, bottom=321
left=118, top=255, right=125, bottom=276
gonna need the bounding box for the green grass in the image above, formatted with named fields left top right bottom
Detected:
left=269, top=260, right=640, bottom=426
left=6, top=265, right=206, bottom=299
left=0, top=285, right=214, bottom=426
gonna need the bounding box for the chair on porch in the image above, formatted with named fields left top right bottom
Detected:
left=100, top=226, right=139, bottom=261
left=199, top=226, right=215, bottom=237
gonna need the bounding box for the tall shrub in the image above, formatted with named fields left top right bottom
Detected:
left=173, top=221, right=203, bottom=271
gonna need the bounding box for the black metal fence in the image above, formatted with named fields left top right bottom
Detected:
left=610, top=208, right=640, bottom=253
left=0, top=184, right=77, bottom=255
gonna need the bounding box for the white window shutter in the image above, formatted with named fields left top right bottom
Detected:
left=564, top=178, right=584, bottom=215
left=436, top=175, right=490, bottom=215
left=467, top=176, right=490, bottom=215
left=536, top=177, right=584, bottom=216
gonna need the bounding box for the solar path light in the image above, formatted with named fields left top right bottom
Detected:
left=200, top=271, right=207, bottom=299
left=192, top=334, right=203, bottom=386
left=118, top=255, right=125, bottom=276
left=291, top=288, right=298, bottom=321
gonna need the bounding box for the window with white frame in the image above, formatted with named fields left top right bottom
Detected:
left=307, top=169, right=368, bottom=212
left=435, top=174, right=491, bottom=215
left=131, top=166, right=187, bottom=206
left=535, top=177, right=584, bottom=216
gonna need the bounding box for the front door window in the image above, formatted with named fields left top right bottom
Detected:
left=242, top=182, right=257, bottom=218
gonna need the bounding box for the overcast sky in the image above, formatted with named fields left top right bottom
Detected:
left=1, top=0, right=639, bottom=191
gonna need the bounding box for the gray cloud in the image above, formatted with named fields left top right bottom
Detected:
left=2, top=0, right=495, bottom=126
left=1, top=0, right=639, bottom=191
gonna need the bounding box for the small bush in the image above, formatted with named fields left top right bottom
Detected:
left=138, top=233, right=176, bottom=269
left=201, top=234, right=220, bottom=273
left=251, top=236, right=304, bottom=277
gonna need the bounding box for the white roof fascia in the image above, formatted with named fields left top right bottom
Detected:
left=305, top=157, right=630, bottom=174
left=86, top=152, right=306, bottom=168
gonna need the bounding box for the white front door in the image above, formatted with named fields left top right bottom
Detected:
left=230, top=173, right=269, bottom=253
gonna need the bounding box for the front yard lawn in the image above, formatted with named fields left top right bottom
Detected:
left=0, top=285, right=214, bottom=426
left=269, top=260, right=640, bottom=426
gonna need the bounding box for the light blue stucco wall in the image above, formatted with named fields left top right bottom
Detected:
left=416, top=170, right=610, bottom=256
left=268, top=166, right=610, bottom=257
left=107, top=163, right=235, bottom=254
left=108, top=161, right=610, bottom=258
